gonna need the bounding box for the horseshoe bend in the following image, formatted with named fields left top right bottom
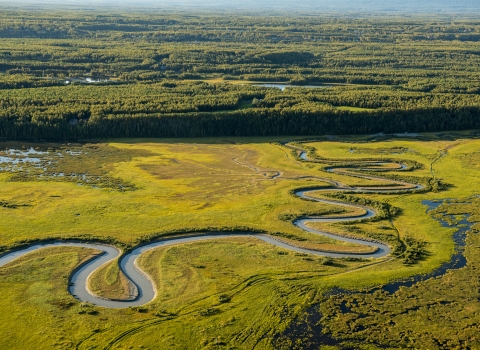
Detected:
left=1, top=144, right=409, bottom=308
left=0, top=139, right=459, bottom=307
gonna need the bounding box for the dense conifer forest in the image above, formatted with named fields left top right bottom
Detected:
left=1, top=10, right=480, bottom=138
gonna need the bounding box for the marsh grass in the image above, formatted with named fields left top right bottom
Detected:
left=318, top=199, right=480, bottom=349
left=0, top=133, right=479, bottom=348
left=88, top=258, right=135, bottom=300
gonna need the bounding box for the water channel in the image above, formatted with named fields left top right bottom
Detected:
left=0, top=144, right=434, bottom=308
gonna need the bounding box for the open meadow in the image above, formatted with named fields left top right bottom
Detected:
left=0, top=132, right=479, bottom=349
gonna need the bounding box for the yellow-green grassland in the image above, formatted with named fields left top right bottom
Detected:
left=0, top=131, right=479, bottom=349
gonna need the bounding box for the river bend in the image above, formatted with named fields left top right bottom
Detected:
left=0, top=146, right=422, bottom=308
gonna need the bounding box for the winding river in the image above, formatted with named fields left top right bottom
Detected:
left=0, top=145, right=423, bottom=308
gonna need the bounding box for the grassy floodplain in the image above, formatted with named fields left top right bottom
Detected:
left=0, top=132, right=479, bottom=349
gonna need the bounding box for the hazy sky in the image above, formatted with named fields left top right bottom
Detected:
left=0, top=0, right=479, bottom=12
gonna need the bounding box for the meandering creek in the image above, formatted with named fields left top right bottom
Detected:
left=0, top=145, right=427, bottom=308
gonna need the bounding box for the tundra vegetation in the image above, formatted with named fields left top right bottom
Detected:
left=0, top=133, right=479, bottom=349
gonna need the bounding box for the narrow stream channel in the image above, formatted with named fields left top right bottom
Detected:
left=381, top=200, right=471, bottom=293
left=0, top=146, right=427, bottom=308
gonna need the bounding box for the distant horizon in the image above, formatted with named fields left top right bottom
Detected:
left=1, top=0, right=480, bottom=14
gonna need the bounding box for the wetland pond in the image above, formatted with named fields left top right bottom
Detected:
left=251, top=83, right=328, bottom=91
left=0, top=141, right=135, bottom=191
left=325, top=199, right=474, bottom=297
left=380, top=200, right=472, bottom=293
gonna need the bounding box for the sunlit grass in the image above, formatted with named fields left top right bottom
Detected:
left=0, top=133, right=479, bottom=348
